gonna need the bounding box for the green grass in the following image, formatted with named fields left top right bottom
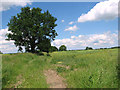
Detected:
left=2, top=53, right=50, bottom=88
left=2, top=49, right=119, bottom=88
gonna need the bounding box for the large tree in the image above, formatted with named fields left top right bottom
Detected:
left=6, top=7, right=57, bottom=53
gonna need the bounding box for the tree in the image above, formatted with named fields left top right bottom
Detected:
left=85, top=47, right=93, bottom=50
left=49, top=46, right=58, bottom=52
left=59, top=45, right=67, bottom=51
left=6, top=7, right=57, bottom=53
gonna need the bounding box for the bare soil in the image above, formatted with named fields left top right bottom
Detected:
left=44, top=69, right=67, bottom=88
left=14, top=74, right=24, bottom=88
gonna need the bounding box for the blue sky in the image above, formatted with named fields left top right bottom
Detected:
left=0, top=0, right=118, bottom=53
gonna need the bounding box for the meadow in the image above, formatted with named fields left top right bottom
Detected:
left=2, top=48, right=119, bottom=88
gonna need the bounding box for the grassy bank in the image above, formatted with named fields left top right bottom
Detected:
left=2, top=49, right=118, bottom=88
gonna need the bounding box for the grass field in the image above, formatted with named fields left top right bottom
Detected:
left=2, top=48, right=119, bottom=88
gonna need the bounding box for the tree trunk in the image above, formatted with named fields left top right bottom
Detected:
left=30, top=37, right=36, bottom=53
left=31, top=45, right=35, bottom=53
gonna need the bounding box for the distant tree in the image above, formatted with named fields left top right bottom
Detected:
left=111, top=46, right=120, bottom=49
left=59, top=45, right=67, bottom=51
left=103, top=48, right=107, bottom=49
left=49, top=46, right=58, bottom=52
left=6, top=7, right=57, bottom=53
left=85, top=47, right=93, bottom=50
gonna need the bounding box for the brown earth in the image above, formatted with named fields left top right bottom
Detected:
left=44, top=69, right=67, bottom=88
left=14, top=74, right=24, bottom=88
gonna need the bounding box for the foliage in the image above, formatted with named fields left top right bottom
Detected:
left=85, top=47, right=93, bottom=50
left=49, top=46, right=58, bottom=52
left=6, top=7, right=57, bottom=53
left=59, top=45, right=67, bottom=51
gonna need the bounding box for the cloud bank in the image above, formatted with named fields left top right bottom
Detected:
left=0, top=0, right=32, bottom=12
left=78, top=0, right=119, bottom=22
left=52, top=31, right=118, bottom=50
left=0, top=28, right=118, bottom=53
left=0, top=28, right=18, bottom=53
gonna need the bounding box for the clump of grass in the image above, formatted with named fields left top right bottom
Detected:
left=56, top=67, right=67, bottom=73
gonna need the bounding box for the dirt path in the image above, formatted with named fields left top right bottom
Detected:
left=9, top=74, right=24, bottom=88
left=44, top=69, right=67, bottom=88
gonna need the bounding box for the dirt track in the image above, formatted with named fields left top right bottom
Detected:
left=44, top=69, right=66, bottom=88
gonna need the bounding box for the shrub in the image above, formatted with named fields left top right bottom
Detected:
left=59, top=45, right=67, bottom=51
left=85, top=47, right=93, bottom=50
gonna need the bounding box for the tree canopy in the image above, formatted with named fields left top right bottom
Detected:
left=6, top=7, right=58, bottom=53
left=59, top=45, right=67, bottom=51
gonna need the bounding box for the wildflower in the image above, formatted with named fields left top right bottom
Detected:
left=57, top=62, right=62, bottom=64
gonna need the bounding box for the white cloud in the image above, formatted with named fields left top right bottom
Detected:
left=0, top=0, right=32, bottom=12
left=0, top=28, right=18, bottom=53
left=1, top=28, right=118, bottom=53
left=69, top=21, right=74, bottom=25
left=78, top=0, right=119, bottom=22
left=61, top=20, right=64, bottom=22
left=52, top=31, right=118, bottom=50
left=65, top=25, right=78, bottom=31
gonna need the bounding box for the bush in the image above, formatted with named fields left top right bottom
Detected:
left=85, top=47, right=93, bottom=50
left=59, top=45, right=67, bottom=51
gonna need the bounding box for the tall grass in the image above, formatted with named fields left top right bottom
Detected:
left=2, top=49, right=118, bottom=88
left=2, top=53, right=50, bottom=88
left=50, top=49, right=118, bottom=88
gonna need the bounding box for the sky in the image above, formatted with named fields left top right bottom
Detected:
left=0, top=0, right=119, bottom=53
